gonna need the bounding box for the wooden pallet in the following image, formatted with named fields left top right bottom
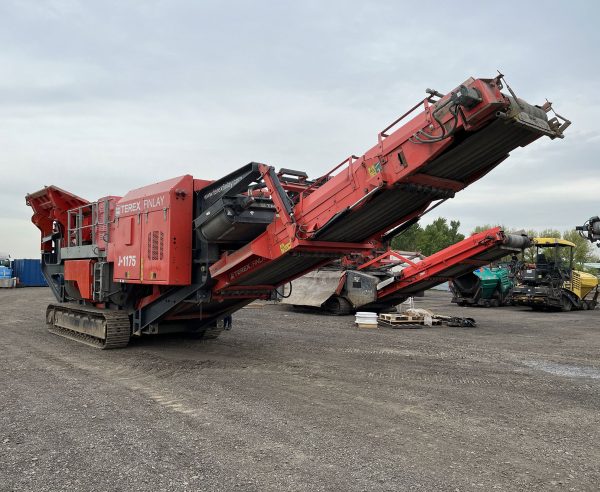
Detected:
left=378, top=313, right=441, bottom=327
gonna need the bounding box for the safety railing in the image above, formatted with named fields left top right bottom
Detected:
left=66, top=198, right=114, bottom=248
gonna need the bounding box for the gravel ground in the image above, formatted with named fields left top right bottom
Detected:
left=0, top=287, right=599, bottom=491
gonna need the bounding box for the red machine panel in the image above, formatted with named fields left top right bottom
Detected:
left=109, top=175, right=194, bottom=285
left=64, top=259, right=95, bottom=299
left=112, top=215, right=141, bottom=281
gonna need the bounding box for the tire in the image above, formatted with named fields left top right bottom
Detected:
left=491, top=289, right=503, bottom=308
left=561, top=296, right=572, bottom=312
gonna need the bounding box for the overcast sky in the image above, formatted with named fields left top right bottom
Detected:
left=1, top=0, right=599, bottom=257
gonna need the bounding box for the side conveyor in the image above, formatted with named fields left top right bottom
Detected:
left=362, top=228, right=531, bottom=310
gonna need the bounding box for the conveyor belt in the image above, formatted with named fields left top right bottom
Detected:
left=316, top=115, right=540, bottom=243
left=315, top=188, right=435, bottom=243
left=233, top=114, right=544, bottom=289
left=362, top=244, right=523, bottom=310
left=237, top=255, right=333, bottom=286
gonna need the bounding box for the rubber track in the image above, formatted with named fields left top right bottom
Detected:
left=46, top=303, right=131, bottom=349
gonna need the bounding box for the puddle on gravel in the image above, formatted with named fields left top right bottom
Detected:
left=523, top=360, right=600, bottom=380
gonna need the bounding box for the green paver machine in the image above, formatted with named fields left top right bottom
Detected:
left=450, top=261, right=520, bottom=307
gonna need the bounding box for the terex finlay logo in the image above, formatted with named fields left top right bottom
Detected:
left=116, top=195, right=166, bottom=216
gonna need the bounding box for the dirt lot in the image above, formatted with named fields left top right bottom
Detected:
left=1, top=287, right=599, bottom=491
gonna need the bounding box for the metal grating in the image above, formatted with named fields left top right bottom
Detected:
left=147, top=231, right=164, bottom=261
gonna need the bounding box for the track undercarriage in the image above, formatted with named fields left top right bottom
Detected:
left=45, top=303, right=226, bottom=348
left=46, top=303, right=131, bottom=349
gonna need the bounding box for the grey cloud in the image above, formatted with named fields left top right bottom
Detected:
left=1, top=0, right=599, bottom=257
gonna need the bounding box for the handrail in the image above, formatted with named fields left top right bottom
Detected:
left=377, top=88, right=445, bottom=151
left=301, top=155, right=358, bottom=198
left=66, top=198, right=115, bottom=248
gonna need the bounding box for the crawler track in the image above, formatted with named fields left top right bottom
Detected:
left=46, top=303, right=131, bottom=349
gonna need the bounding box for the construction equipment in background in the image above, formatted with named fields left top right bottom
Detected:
left=576, top=216, right=600, bottom=247
left=511, top=238, right=599, bottom=311
left=450, top=260, right=522, bottom=307
left=0, top=252, right=10, bottom=268
left=281, top=228, right=530, bottom=313
left=0, top=253, right=16, bottom=288
left=26, top=74, right=568, bottom=348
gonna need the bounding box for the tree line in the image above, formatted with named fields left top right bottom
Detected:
left=391, top=218, right=599, bottom=270
left=390, top=218, right=464, bottom=256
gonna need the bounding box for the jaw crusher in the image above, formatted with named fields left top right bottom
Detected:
left=26, top=74, right=568, bottom=348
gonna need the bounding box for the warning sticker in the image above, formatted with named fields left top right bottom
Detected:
left=367, top=161, right=382, bottom=177
left=279, top=241, right=292, bottom=254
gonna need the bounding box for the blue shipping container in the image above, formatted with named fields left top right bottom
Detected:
left=11, top=259, right=48, bottom=287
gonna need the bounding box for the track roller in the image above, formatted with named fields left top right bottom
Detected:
left=323, top=295, right=353, bottom=315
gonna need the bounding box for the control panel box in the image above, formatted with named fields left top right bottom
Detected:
left=108, top=175, right=194, bottom=285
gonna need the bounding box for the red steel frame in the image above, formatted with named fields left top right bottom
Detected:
left=26, top=74, right=561, bottom=323
left=208, top=78, right=511, bottom=294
